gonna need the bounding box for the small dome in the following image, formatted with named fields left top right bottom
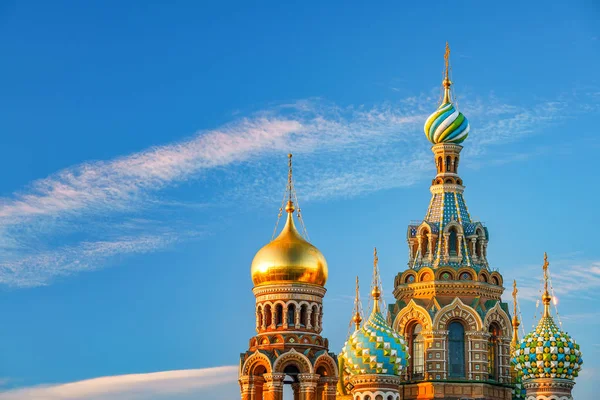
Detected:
left=340, top=309, right=408, bottom=376
left=251, top=206, right=328, bottom=287
left=424, top=101, right=470, bottom=144
left=512, top=315, right=582, bottom=381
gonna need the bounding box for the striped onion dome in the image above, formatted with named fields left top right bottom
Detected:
left=424, top=100, right=470, bottom=144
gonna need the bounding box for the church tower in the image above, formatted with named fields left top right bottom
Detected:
left=238, top=155, right=339, bottom=400
left=512, top=254, right=583, bottom=400
left=388, top=43, right=514, bottom=399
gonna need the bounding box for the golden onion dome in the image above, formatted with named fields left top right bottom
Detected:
left=251, top=201, right=328, bottom=287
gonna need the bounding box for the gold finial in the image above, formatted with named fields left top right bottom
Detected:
left=285, top=153, right=295, bottom=213
left=352, top=276, right=363, bottom=330
left=371, top=247, right=381, bottom=312
left=442, top=41, right=453, bottom=104
left=542, top=252, right=552, bottom=317
left=511, top=280, right=520, bottom=348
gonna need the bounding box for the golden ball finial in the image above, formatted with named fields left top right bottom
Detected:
left=353, top=311, right=362, bottom=326
left=285, top=200, right=295, bottom=213
left=371, top=286, right=381, bottom=300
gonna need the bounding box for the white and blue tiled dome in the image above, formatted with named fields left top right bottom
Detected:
left=341, top=307, right=408, bottom=376
left=512, top=315, right=582, bottom=381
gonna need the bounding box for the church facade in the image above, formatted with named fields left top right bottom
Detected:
left=238, top=44, right=582, bottom=400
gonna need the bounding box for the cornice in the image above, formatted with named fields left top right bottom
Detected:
left=430, top=183, right=465, bottom=194
left=350, top=374, right=402, bottom=386
left=253, top=284, right=327, bottom=297
left=393, top=280, right=504, bottom=300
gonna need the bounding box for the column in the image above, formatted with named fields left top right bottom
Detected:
left=443, top=233, right=450, bottom=260
left=298, top=373, right=319, bottom=400
left=457, top=235, right=463, bottom=261
left=271, top=308, right=277, bottom=330
left=470, top=238, right=477, bottom=262
left=291, top=383, right=300, bottom=400
left=319, top=377, right=338, bottom=400
left=239, top=376, right=252, bottom=400
left=417, top=236, right=424, bottom=261
left=283, top=305, right=289, bottom=329
left=427, top=234, right=435, bottom=262
left=263, top=373, right=285, bottom=400
left=295, top=307, right=301, bottom=327
left=306, top=308, right=312, bottom=330
left=408, top=240, right=414, bottom=263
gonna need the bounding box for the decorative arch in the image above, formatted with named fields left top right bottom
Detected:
left=456, top=267, right=475, bottom=281
left=314, top=352, right=339, bottom=377
left=482, top=302, right=511, bottom=336
left=443, top=220, right=463, bottom=234
left=490, top=272, right=503, bottom=286
left=402, top=271, right=417, bottom=284
left=241, top=350, right=273, bottom=375
left=392, top=299, right=433, bottom=335
left=273, top=348, right=314, bottom=374
left=417, top=267, right=434, bottom=283
left=435, top=267, right=455, bottom=281
left=433, top=297, right=483, bottom=331
left=478, top=270, right=490, bottom=283
left=271, top=333, right=285, bottom=345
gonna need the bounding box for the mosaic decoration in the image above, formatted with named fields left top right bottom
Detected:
left=341, top=309, right=408, bottom=376
left=424, top=101, right=470, bottom=144
left=512, top=316, right=583, bottom=381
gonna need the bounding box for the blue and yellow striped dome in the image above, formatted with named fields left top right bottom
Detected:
left=340, top=309, right=408, bottom=376
left=424, top=101, right=470, bottom=144
left=512, top=315, right=582, bottom=381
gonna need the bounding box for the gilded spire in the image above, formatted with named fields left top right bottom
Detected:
left=285, top=153, right=295, bottom=214
left=542, top=252, right=552, bottom=318
left=352, top=276, right=363, bottom=330
left=442, top=42, right=452, bottom=104
left=371, top=247, right=382, bottom=313
left=511, top=280, right=520, bottom=349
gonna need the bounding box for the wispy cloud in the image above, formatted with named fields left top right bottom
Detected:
left=504, top=258, right=600, bottom=304
left=0, top=233, right=184, bottom=287
left=0, top=366, right=238, bottom=400
left=1, top=90, right=597, bottom=288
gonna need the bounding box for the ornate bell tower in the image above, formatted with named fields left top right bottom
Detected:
left=389, top=43, right=513, bottom=400
left=238, top=155, right=339, bottom=400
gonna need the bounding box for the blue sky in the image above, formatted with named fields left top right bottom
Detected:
left=0, top=1, right=598, bottom=399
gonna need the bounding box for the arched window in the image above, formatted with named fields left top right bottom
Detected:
left=449, top=228, right=458, bottom=256
left=438, top=156, right=443, bottom=173
left=421, top=230, right=430, bottom=255
left=488, top=323, right=501, bottom=380
left=448, top=321, right=465, bottom=378
left=265, top=305, right=272, bottom=327
left=300, top=305, right=308, bottom=326
left=287, top=304, right=296, bottom=326
left=275, top=304, right=283, bottom=326
left=446, top=155, right=452, bottom=172
left=410, top=323, right=425, bottom=379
